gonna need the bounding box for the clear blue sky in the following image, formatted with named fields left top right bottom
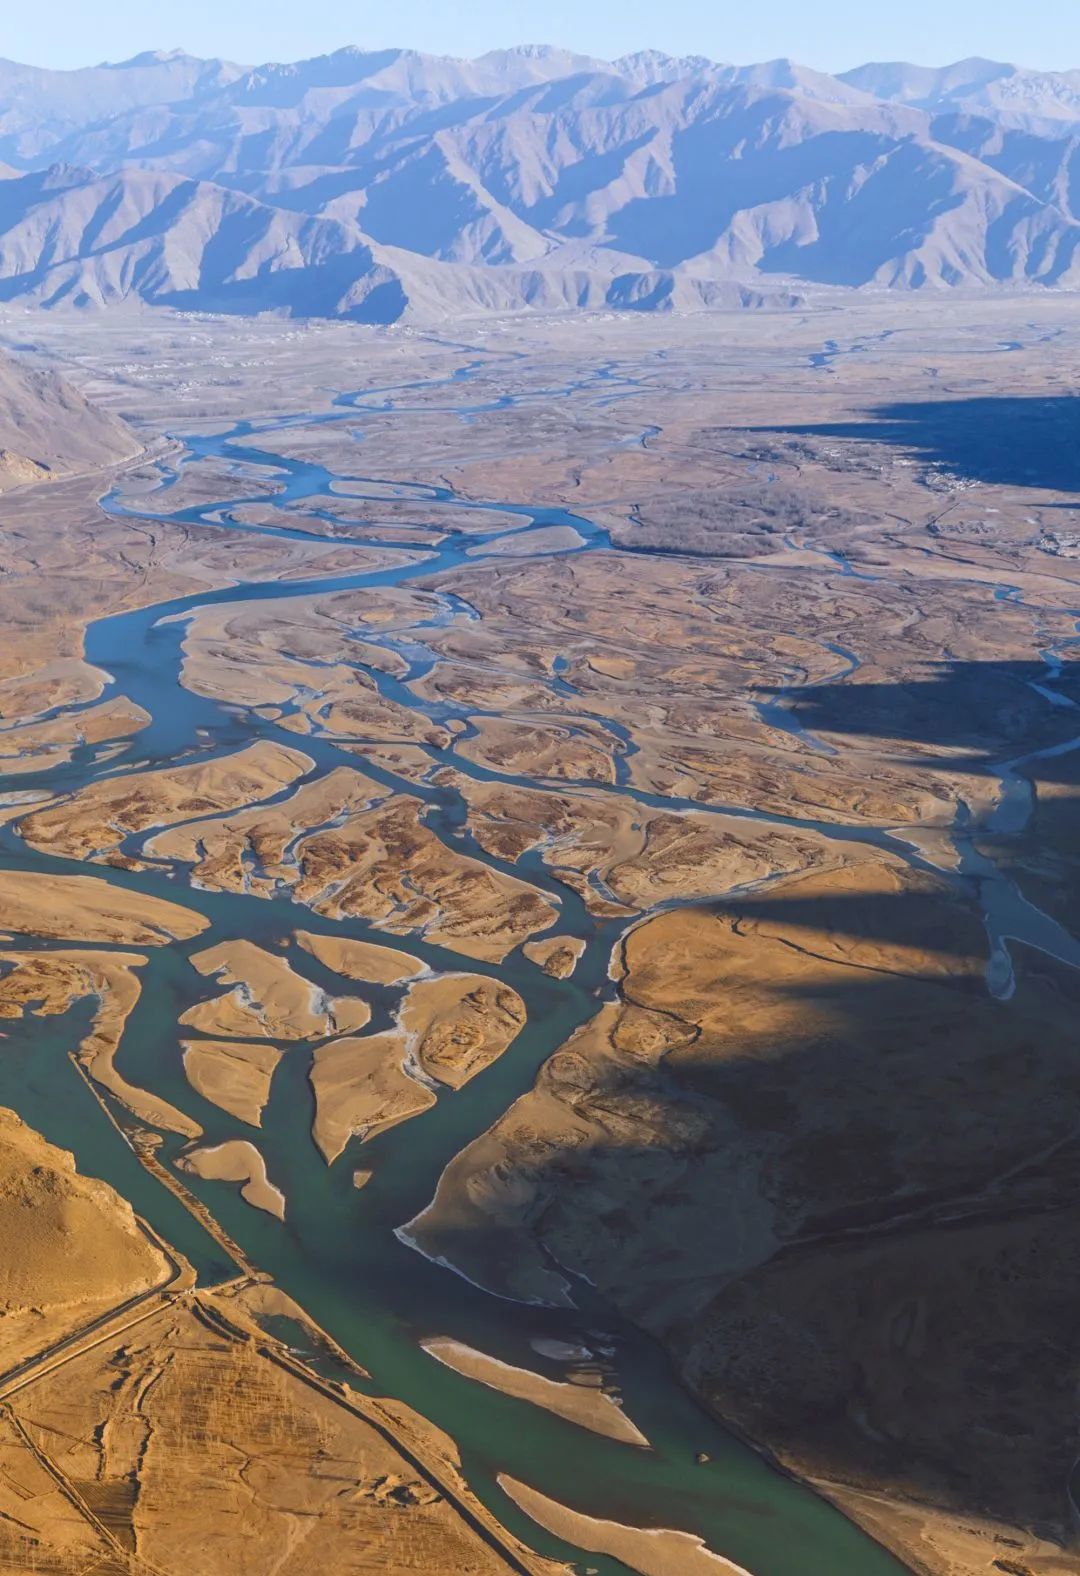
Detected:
left=5, top=0, right=1078, bottom=74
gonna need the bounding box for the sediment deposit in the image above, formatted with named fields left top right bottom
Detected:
left=4, top=305, right=1080, bottom=1576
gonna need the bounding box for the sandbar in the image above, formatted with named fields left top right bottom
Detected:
left=184, top=939, right=369, bottom=1039
left=401, top=973, right=526, bottom=1089
left=0, top=871, right=207, bottom=945
left=16, top=739, right=314, bottom=861
left=296, top=930, right=426, bottom=985
left=177, top=1140, right=286, bottom=1220
left=309, top=1032, right=436, bottom=1164
left=182, top=1039, right=282, bottom=1126
left=498, top=1476, right=753, bottom=1576
left=0, top=948, right=201, bottom=1138
left=523, top=935, right=586, bottom=978
left=423, top=1337, right=649, bottom=1446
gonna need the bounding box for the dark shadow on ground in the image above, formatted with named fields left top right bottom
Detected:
left=419, top=656, right=1080, bottom=1556
left=765, top=656, right=1080, bottom=762
left=423, top=929, right=1080, bottom=1552
left=749, top=394, right=1080, bottom=494
left=765, top=655, right=1080, bottom=929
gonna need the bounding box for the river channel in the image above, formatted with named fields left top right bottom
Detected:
left=3, top=352, right=1076, bottom=1576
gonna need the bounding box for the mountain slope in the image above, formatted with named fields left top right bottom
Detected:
left=0, top=50, right=245, bottom=165
left=1, top=46, right=1080, bottom=317
left=841, top=58, right=1080, bottom=132
left=0, top=163, right=400, bottom=316
left=0, top=160, right=802, bottom=320
left=0, top=335, right=138, bottom=482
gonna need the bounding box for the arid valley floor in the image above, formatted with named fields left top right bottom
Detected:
left=1, top=299, right=1080, bottom=1576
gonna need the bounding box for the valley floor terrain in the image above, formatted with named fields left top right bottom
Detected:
left=1, top=297, right=1080, bottom=1575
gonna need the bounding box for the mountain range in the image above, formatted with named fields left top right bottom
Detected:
left=3, top=46, right=1080, bottom=319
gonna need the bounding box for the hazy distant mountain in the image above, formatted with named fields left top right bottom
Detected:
left=1, top=45, right=1080, bottom=319
left=841, top=58, right=1080, bottom=132
left=0, top=50, right=244, bottom=163
left=613, top=51, right=718, bottom=86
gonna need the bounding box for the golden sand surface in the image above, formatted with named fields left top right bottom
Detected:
left=307, top=975, right=526, bottom=1162
left=289, top=793, right=559, bottom=960
left=522, top=935, right=586, bottom=978
left=176, top=593, right=446, bottom=745
left=453, top=775, right=837, bottom=917
left=183, top=939, right=370, bottom=1039
left=0, top=696, right=149, bottom=775
left=352, top=740, right=446, bottom=780
left=181, top=1039, right=282, bottom=1126
left=0, top=657, right=113, bottom=724
left=418, top=551, right=995, bottom=829
left=229, top=496, right=448, bottom=544
left=457, top=715, right=621, bottom=784
left=0, top=870, right=208, bottom=945
left=401, top=973, right=527, bottom=1089
left=0, top=949, right=201, bottom=1139
left=413, top=660, right=571, bottom=717
left=135, top=760, right=556, bottom=961
left=148, top=764, right=385, bottom=895
left=309, top=1032, right=437, bottom=1164
left=0, top=1288, right=558, bottom=1575
left=176, top=1138, right=286, bottom=1219
left=423, top=1338, right=649, bottom=1447
left=499, top=1477, right=751, bottom=1576
left=295, top=929, right=426, bottom=984
left=0, top=1097, right=565, bottom=1574
left=467, top=525, right=585, bottom=557
left=15, top=740, right=314, bottom=861
left=298, top=681, right=451, bottom=748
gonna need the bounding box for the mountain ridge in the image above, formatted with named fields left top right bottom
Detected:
left=2, top=46, right=1080, bottom=319
left=0, top=336, right=138, bottom=482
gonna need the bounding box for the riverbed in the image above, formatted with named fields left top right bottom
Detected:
left=3, top=348, right=1076, bottom=1576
